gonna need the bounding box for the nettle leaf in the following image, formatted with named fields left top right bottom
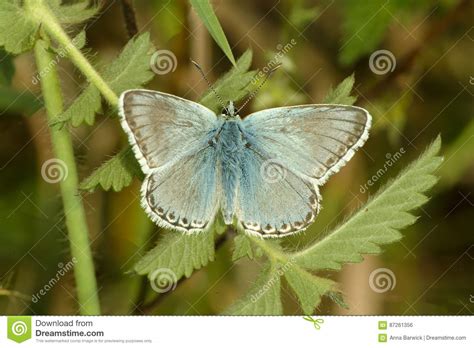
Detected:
left=59, top=85, right=101, bottom=127
left=58, top=32, right=155, bottom=127
left=232, top=234, right=263, bottom=261
left=0, top=0, right=97, bottom=55
left=190, top=0, right=236, bottom=66
left=200, top=49, right=256, bottom=112
left=49, top=0, right=100, bottom=25
left=284, top=265, right=336, bottom=315
left=134, top=231, right=215, bottom=280
left=82, top=50, right=255, bottom=192
left=0, top=0, right=38, bottom=54
left=225, top=263, right=283, bottom=315
left=339, top=0, right=393, bottom=65
left=323, top=74, right=357, bottom=105
left=293, top=136, right=443, bottom=271
left=79, top=146, right=141, bottom=192
left=104, top=32, right=155, bottom=94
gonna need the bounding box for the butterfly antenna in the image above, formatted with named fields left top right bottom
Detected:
left=191, top=59, right=227, bottom=111
left=237, top=63, right=282, bottom=114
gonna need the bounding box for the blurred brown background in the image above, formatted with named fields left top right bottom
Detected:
left=0, top=0, right=473, bottom=315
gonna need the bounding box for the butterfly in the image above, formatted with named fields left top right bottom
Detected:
left=118, top=89, right=371, bottom=238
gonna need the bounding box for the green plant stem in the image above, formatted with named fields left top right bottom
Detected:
left=26, top=0, right=118, bottom=106
left=34, top=39, right=101, bottom=315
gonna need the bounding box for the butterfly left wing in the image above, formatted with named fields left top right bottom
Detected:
left=119, top=89, right=222, bottom=233
left=142, top=147, right=220, bottom=232
left=241, top=105, right=371, bottom=185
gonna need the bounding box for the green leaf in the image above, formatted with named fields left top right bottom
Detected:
left=134, top=231, right=215, bottom=279
left=0, top=49, right=15, bottom=85
left=232, top=234, right=262, bottom=261
left=190, top=0, right=236, bottom=66
left=200, top=49, right=256, bottom=112
left=284, top=265, right=336, bottom=315
left=104, top=32, right=155, bottom=94
left=49, top=0, right=99, bottom=25
left=0, top=0, right=39, bottom=54
left=57, top=85, right=101, bottom=127
left=225, top=263, right=283, bottom=315
left=328, top=291, right=349, bottom=310
left=339, top=0, right=393, bottom=65
left=323, top=74, right=357, bottom=105
left=293, top=136, right=443, bottom=271
left=79, top=146, right=141, bottom=192
left=58, top=33, right=155, bottom=127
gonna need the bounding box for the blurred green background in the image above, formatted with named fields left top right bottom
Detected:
left=0, top=0, right=473, bottom=315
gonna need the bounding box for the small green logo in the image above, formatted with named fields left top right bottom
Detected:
left=303, top=316, right=324, bottom=330
left=7, top=316, right=32, bottom=343
left=378, top=321, right=387, bottom=330
left=378, top=333, right=388, bottom=343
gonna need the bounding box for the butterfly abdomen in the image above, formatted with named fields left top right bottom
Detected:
left=217, top=121, right=244, bottom=224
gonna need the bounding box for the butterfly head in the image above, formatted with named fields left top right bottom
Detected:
left=221, top=101, right=238, bottom=119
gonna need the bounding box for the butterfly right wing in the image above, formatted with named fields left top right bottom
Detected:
left=119, top=89, right=219, bottom=173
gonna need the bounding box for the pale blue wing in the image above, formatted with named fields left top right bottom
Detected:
left=242, top=105, right=371, bottom=185
left=119, top=89, right=219, bottom=174
left=142, top=147, right=220, bottom=233
left=119, top=89, right=221, bottom=233
left=236, top=145, right=320, bottom=237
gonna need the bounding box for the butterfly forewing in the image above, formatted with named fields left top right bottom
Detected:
left=242, top=105, right=371, bottom=185
left=119, top=89, right=218, bottom=173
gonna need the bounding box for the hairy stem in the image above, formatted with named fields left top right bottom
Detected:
left=26, top=0, right=118, bottom=106
left=34, top=39, right=101, bottom=315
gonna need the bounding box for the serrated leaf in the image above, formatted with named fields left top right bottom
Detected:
left=104, top=32, right=155, bottom=94
left=225, top=263, right=282, bottom=315
left=323, top=74, right=357, bottom=105
left=190, top=0, right=236, bottom=66
left=328, top=291, right=349, bottom=310
left=0, top=1, right=39, bottom=54
left=79, top=146, right=141, bottom=192
left=200, top=49, right=255, bottom=112
left=49, top=0, right=99, bottom=25
left=293, top=136, right=443, bottom=271
left=134, top=231, right=215, bottom=279
left=339, top=0, right=393, bottom=65
left=55, top=85, right=101, bottom=127
left=232, top=234, right=263, bottom=261
left=59, top=33, right=154, bottom=127
left=284, top=265, right=336, bottom=315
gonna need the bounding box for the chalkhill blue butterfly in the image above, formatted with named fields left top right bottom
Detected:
left=119, top=78, right=371, bottom=238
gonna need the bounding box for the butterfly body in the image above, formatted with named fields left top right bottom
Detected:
left=119, top=90, right=371, bottom=238
left=214, top=118, right=245, bottom=224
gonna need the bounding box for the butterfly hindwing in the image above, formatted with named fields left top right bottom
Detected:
left=143, top=148, right=220, bottom=233
left=242, top=105, right=371, bottom=185
left=236, top=144, right=320, bottom=237
left=119, top=89, right=221, bottom=232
